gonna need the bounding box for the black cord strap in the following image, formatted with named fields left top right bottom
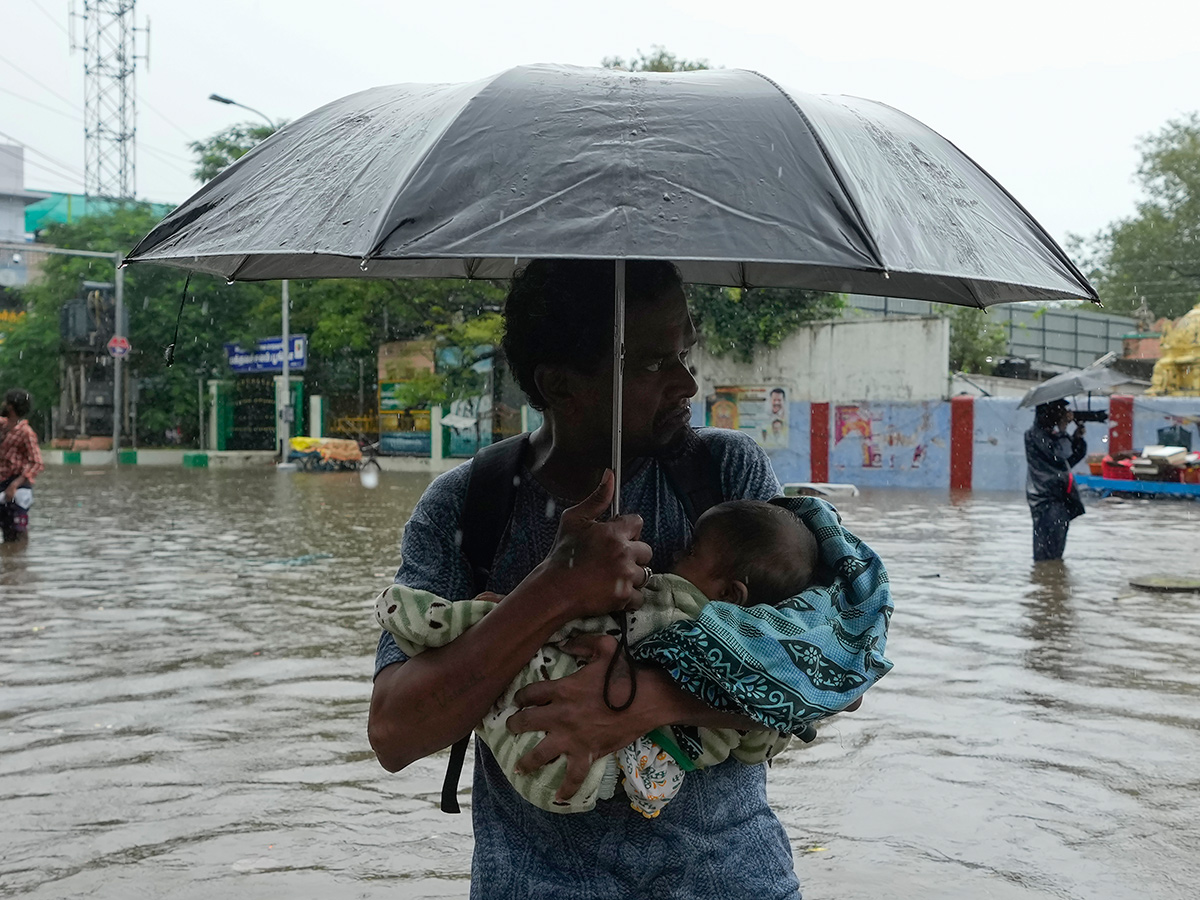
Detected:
left=164, top=273, right=190, bottom=367
left=603, top=609, right=638, bottom=712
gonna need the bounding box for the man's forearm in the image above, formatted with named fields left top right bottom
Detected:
left=368, top=568, right=574, bottom=771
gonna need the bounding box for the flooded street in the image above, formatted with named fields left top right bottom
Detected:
left=2, top=466, right=1198, bottom=899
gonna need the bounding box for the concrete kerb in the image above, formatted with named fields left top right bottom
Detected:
left=43, top=448, right=462, bottom=473
left=43, top=449, right=279, bottom=468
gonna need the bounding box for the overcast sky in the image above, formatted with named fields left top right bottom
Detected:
left=5, top=0, right=1200, bottom=248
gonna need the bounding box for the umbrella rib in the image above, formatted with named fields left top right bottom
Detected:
left=745, top=70, right=887, bottom=274
left=965, top=277, right=986, bottom=310
left=227, top=255, right=252, bottom=281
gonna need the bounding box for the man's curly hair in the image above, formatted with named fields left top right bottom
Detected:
left=501, top=259, right=683, bottom=410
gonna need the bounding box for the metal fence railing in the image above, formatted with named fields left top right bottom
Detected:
left=843, top=295, right=1138, bottom=370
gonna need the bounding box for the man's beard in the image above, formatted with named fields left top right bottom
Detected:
left=652, top=421, right=698, bottom=460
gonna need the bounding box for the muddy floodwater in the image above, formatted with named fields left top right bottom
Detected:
left=1, top=466, right=1198, bottom=899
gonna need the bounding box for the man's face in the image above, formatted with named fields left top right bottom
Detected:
left=770, top=392, right=784, bottom=415
left=571, top=285, right=699, bottom=457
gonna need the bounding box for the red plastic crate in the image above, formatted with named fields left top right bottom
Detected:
left=1102, top=457, right=1135, bottom=480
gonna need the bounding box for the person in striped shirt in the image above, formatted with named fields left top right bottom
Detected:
left=0, top=389, right=44, bottom=545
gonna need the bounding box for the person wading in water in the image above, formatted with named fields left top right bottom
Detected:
left=0, top=389, right=44, bottom=546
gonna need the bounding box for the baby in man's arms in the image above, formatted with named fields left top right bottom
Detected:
left=375, top=498, right=823, bottom=818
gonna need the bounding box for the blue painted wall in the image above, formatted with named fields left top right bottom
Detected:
left=691, top=395, right=1200, bottom=492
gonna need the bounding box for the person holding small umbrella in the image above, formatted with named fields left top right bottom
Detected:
left=1025, top=399, right=1087, bottom=561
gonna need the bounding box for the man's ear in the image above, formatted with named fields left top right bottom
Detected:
left=533, top=364, right=577, bottom=411
left=720, top=579, right=749, bottom=606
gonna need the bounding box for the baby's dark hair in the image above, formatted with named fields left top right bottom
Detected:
left=692, top=500, right=819, bottom=606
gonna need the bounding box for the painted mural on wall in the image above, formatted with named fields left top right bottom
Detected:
left=831, top=402, right=948, bottom=485
left=706, top=385, right=790, bottom=449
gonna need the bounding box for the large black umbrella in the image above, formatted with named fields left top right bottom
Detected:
left=129, top=64, right=1093, bottom=305
left=126, top=64, right=1097, bottom=492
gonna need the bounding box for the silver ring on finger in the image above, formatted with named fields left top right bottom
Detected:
left=636, top=565, right=653, bottom=589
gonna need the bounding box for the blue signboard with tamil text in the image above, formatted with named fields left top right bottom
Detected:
left=224, top=336, right=308, bottom=374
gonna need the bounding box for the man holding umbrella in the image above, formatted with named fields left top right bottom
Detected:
left=1025, top=400, right=1088, bottom=561
left=370, top=260, right=817, bottom=899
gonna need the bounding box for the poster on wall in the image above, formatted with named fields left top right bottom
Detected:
left=706, top=385, right=789, bottom=449
left=834, top=403, right=940, bottom=470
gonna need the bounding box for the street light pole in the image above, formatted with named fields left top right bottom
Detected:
left=207, top=93, right=277, bottom=130
left=207, top=94, right=293, bottom=470
left=113, top=259, right=124, bottom=459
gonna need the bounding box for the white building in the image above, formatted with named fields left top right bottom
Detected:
left=0, top=144, right=49, bottom=288
left=692, top=315, right=952, bottom=404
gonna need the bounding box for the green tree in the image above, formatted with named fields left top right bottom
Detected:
left=189, top=122, right=278, bottom=183
left=947, top=307, right=1009, bottom=374
left=689, top=286, right=844, bottom=362
left=288, top=276, right=505, bottom=413
left=1075, top=113, right=1200, bottom=319
left=602, top=45, right=711, bottom=73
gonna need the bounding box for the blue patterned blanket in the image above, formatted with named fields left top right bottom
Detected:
left=631, top=496, right=893, bottom=736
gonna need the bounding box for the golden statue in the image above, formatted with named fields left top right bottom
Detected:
left=1148, top=301, right=1200, bottom=395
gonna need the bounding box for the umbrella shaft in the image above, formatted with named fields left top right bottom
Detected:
left=611, top=260, right=626, bottom=518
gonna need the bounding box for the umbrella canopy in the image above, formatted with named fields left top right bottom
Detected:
left=1018, top=367, right=1127, bottom=408
left=126, top=64, right=1095, bottom=308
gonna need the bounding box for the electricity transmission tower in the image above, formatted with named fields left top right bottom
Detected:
left=71, top=1, right=149, bottom=200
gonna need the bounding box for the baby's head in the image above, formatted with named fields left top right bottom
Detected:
left=671, top=499, right=819, bottom=607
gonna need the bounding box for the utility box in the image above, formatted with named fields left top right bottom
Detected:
left=58, top=281, right=129, bottom=441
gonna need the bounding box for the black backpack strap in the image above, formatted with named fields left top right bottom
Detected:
left=659, top=429, right=724, bottom=526
left=459, top=433, right=531, bottom=596
left=440, top=432, right=530, bottom=814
